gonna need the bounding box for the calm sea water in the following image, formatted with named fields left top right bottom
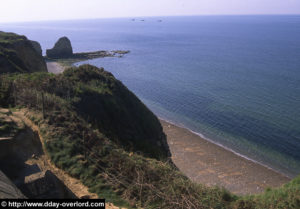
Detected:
left=1, top=16, right=300, bottom=177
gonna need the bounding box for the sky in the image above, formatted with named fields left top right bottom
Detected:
left=0, top=0, right=300, bottom=23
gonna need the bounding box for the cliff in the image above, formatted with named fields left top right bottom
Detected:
left=0, top=65, right=169, bottom=159
left=63, top=65, right=170, bottom=158
left=0, top=31, right=47, bottom=74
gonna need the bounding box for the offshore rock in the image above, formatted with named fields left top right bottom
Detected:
left=46, top=37, right=73, bottom=58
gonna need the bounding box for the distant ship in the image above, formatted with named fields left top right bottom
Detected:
left=158, top=20, right=162, bottom=22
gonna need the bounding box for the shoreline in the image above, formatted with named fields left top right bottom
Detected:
left=46, top=61, right=65, bottom=74
left=46, top=50, right=130, bottom=74
left=160, top=117, right=291, bottom=179
left=160, top=118, right=291, bottom=195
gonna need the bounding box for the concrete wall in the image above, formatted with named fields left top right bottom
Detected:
left=0, top=170, right=26, bottom=199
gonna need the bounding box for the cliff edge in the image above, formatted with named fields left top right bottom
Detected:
left=0, top=31, right=47, bottom=74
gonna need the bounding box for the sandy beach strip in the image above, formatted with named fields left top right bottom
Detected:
left=160, top=119, right=291, bottom=195
left=46, top=62, right=65, bottom=74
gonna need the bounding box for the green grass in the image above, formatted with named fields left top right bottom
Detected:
left=233, top=176, right=300, bottom=209
left=0, top=31, right=27, bottom=44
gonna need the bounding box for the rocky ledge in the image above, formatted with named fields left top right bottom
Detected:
left=45, top=36, right=130, bottom=62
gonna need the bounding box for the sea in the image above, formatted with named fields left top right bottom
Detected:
left=1, top=16, right=300, bottom=178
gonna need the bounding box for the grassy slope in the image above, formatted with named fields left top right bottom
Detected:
left=234, top=176, right=300, bottom=209
left=0, top=66, right=299, bottom=209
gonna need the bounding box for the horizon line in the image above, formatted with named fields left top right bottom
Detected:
left=1, top=14, right=300, bottom=24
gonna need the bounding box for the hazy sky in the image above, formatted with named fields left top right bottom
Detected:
left=1, top=0, right=300, bottom=23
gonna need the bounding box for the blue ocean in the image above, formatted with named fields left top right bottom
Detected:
left=1, top=16, right=300, bottom=177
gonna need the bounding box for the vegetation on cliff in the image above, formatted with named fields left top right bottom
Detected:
left=0, top=66, right=231, bottom=208
left=1, top=66, right=299, bottom=208
left=0, top=31, right=47, bottom=74
left=0, top=31, right=299, bottom=208
left=0, top=65, right=169, bottom=159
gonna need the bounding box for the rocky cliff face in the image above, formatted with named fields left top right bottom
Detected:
left=0, top=31, right=47, bottom=74
left=30, top=40, right=43, bottom=56
left=46, top=37, right=73, bottom=58
left=21, top=170, right=76, bottom=199
left=0, top=170, right=26, bottom=198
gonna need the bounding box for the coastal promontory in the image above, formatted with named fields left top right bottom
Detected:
left=0, top=31, right=47, bottom=74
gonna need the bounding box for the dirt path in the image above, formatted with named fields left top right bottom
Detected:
left=11, top=109, right=125, bottom=209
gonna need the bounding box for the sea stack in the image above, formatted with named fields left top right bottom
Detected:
left=46, top=37, right=73, bottom=58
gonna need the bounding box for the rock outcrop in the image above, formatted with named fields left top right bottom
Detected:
left=21, top=170, right=76, bottom=199
left=0, top=170, right=27, bottom=198
left=0, top=31, right=47, bottom=74
left=30, top=40, right=43, bottom=56
left=46, top=37, right=73, bottom=58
